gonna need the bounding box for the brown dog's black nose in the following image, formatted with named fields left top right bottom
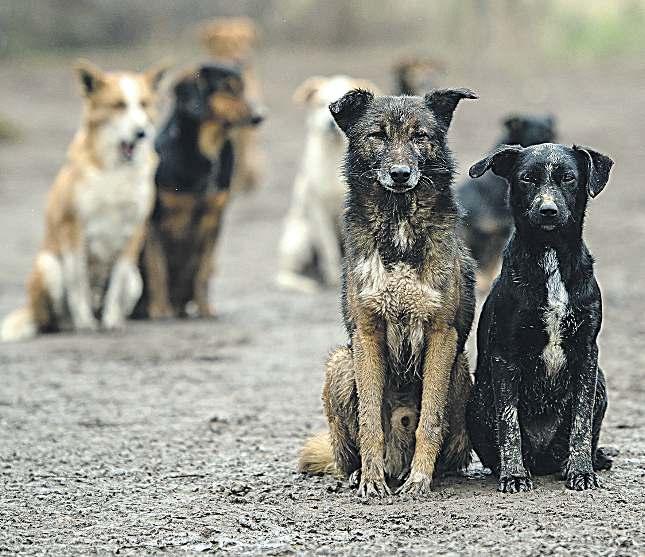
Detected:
left=135, top=128, right=146, bottom=140
left=390, top=165, right=411, bottom=184
left=539, top=200, right=558, bottom=217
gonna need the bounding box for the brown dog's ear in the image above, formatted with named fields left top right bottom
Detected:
left=573, top=145, right=614, bottom=198
left=329, top=88, right=374, bottom=134
left=293, top=76, right=327, bottom=105
left=469, top=145, right=524, bottom=181
left=144, top=61, right=171, bottom=91
left=424, top=88, right=478, bottom=130
left=74, top=59, right=106, bottom=96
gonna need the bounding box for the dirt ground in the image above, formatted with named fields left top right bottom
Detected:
left=0, top=44, right=644, bottom=555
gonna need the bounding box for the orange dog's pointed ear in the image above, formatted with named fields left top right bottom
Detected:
left=144, top=61, right=171, bottom=91
left=293, top=76, right=327, bottom=105
left=74, top=59, right=106, bottom=96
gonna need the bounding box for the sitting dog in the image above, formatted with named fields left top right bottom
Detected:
left=393, top=56, right=443, bottom=96
left=1, top=60, right=165, bottom=341
left=133, top=64, right=263, bottom=319
left=299, top=88, right=478, bottom=497
left=457, top=114, right=556, bottom=290
left=198, top=16, right=264, bottom=193
left=276, top=75, right=380, bottom=292
left=466, top=142, right=614, bottom=492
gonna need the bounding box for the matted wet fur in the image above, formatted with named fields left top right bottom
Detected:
left=1, top=59, right=165, bottom=341
left=466, top=143, right=615, bottom=493
left=133, top=64, right=263, bottom=319
left=299, top=88, right=477, bottom=498
left=198, top=16, right=264, bottom=193
left=457, top=114, right=557, bottom=290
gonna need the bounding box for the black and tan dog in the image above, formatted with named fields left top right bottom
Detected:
left=466, top=142, right=614, bottom=492
left=458, top=114, right=557, bottom=290
left=133, top=64, right=263, bottom=319
left=299, top=88, right=477, bottom=497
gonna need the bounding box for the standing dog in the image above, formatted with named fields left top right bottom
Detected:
left=276, top=75, right=380, bottom=292
left=1, top=60, right=164, bottom=341
left=198, top=16, right=264, bottom=193
left=458, top=114, right=557, bottom=290
left=466, top=143, right=614, bottom=492
left=134, top=64, right=263, bottom=319
left=393, top=57, right=443, bottom=96
left=299, top=88, right=477, bottom=497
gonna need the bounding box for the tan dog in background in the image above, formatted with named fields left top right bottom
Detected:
left=198, top=16, right=264, bottom=193
left=1, top=60, right=165, bottom=341
left=276, top=75, right=380, bottom=293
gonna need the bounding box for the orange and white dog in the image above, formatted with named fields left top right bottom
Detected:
left=1, top=60, right=165, bottom=341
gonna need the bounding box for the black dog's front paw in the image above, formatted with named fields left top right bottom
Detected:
left=498, top=474, right=533, bottom=494
left=566, top=470, right=600, bottom=491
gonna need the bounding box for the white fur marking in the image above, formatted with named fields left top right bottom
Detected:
left=541, top=249, right=569, bottom=375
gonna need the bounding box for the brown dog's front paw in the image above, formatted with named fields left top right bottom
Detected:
left=357, top=472, right=391, bottom=499
left=566, top=471, right=600, bottom=491
left=498, top=474, right=533, bottom=494
left=148, top=304, right=174, bottom=320
left=396, top=469, right=433, bottom=497
left=196, top=303, right=216, bottom=319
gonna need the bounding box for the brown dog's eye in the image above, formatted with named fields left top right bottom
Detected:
left=112, top=100, right=127, bottom=110
left=413, top=130, right=429, bottom=141
left=140, top=100, right=150, bottom=109
left=368, top=130, right=387, bottom=141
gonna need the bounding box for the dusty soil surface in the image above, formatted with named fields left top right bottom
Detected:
left=0, top=45, right=644, bottom=555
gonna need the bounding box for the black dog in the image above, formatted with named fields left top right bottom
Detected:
left=457, top=115, right=556, bottom=289
left=466, top=142, right=614, bottom=492
left=133, top=64, right=263, bottom=319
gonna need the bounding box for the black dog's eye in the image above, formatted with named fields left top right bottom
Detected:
left=413, top=130, right=429, bottom=141
left=519, top=173, right=534, bottom=185
left=368, top=130, right=387, bottom=141
left=562, top=172, right=576, bottom=184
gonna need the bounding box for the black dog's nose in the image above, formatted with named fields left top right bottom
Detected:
left=250, top=113, right=264, bottom=126
left=135, top=128, right=146, bottom=140
left=390, top=165, right=411, bottom=184
left=539, top=200, right=558, bottom=217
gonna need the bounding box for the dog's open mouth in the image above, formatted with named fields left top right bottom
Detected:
left=120, top=140, right=137, bottom=162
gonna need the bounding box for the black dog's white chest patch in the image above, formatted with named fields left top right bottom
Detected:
left=540, top=249, right=570, bottom=375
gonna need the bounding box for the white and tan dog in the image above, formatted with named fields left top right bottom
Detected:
left=277, top=75, right=380, bottom=292
left=1, top=60, right=165, bottom=341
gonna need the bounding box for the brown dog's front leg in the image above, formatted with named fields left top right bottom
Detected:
left=353, top=316, right=389, bottom=498
left=142, top=224, right=174, bottom=319
left=397, top=325, right=457, bottom=496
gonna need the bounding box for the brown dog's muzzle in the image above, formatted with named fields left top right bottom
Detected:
left=209, top=93, right=264, bottom=128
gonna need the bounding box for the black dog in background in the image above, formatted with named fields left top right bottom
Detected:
left=466, top=142, right=614, bottom=492
left=458, top=115, right=556, bottom=289
left=133, top=64, right=263, bottom=319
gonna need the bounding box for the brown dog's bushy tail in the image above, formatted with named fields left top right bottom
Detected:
left=298, top=431, right=340, bottom=477
left=1, top=307, right=37, bottom=342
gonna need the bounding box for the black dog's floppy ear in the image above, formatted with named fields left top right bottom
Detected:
left=573, top=145, right=614, bottom=198
left=469, top=145, right=524, bottom=180
left=424, top=88, right=478, bottom=130
left=329, top=89, right=374, bottom=133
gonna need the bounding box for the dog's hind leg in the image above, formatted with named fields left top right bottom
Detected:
left=439, top=353, right=473, bottom=473
left=323, top=346, right=361, bottom=478
left=592, top=367, right=615, bottom=471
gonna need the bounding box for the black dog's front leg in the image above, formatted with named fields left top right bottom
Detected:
left=492, top=355, right=533, bottom=493
left=564, top=345, right=600, bottom=490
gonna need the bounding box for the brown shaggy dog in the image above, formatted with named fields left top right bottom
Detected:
left=299, top=88, right=477, bottom=498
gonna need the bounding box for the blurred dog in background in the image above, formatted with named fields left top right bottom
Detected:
left=276, top=75, right=380, bottom=293
left=198, top=16, right=265, bottom=193
left=393, top=56, right=444, bottom=96
left=133, top=64, right=263, bottom=319
left=1, top=60, right=165, bottom=341
left=457, top=114, right=557, bottom=290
